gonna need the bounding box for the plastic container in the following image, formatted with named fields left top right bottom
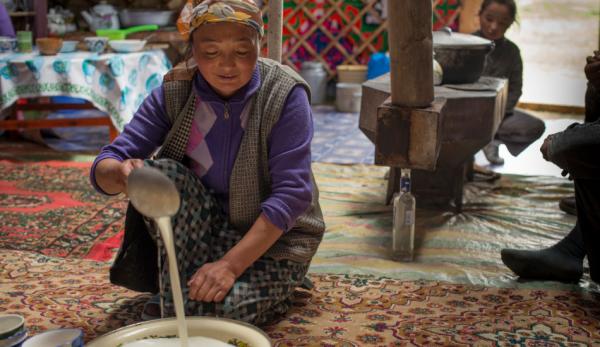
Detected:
left=299, top=61, right=327, bottom=105
left=335, top=83, right=362, bottom=113
left=16, top=31, right=33, bottom=53
left=96, top=24, right=158, bottom=41
left=337, top=65, right=367, bottom=84
left=367, top=52, right=390, bottom=80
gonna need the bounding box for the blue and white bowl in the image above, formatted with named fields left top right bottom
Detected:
left=0, top=36, right=17, bottom=53
left=21, top=328, right=83, bottom=347
left=0, top=314, right=26, bottom=346
left=0, top=329, right=27, bottom=347
left=84, top=37, right=109, bottom=53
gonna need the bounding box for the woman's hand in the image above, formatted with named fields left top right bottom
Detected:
left=540, top=135, right=554, bottom=161
left=95, top=158, right=145, bottom=195
left=187, top=259, right=237, bottom=303
left=186, top=214, right=283, bottom=303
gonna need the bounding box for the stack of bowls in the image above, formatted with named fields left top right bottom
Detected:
left=0, top=314, right=27, bottom=346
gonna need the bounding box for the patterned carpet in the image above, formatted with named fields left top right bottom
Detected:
left=3, top=250, right=600, bottom=346
left=2, top=160, right=600, bottom=345
left=0, top=160, right=125, bottom=261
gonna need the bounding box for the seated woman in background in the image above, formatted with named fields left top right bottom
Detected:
left=475, top=0, right=545, bottom=165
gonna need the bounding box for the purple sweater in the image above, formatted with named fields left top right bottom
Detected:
left=0, top=3, right=16, bottom=38
left=91, top=66, right=314, bottom=232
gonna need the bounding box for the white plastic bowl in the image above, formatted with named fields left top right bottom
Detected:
left=109, top=39, right=146, bottom=53
left=60, top=40, right=79, bottom=53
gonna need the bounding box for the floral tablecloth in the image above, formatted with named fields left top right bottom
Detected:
left=0, top=50, right=172, bottom=131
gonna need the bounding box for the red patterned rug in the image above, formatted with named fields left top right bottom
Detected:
left=2, top=250, right=600, bottom=346
left=0, top=160, right=125, bottom=261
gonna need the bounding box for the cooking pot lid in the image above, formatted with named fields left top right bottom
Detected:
left=433, top=29, right=493, bottom=49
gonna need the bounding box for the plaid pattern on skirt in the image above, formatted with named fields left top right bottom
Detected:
left=143, top=158, right=309, bottom=325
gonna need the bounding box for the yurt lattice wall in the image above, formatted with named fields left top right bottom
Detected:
left=261, top=0, right=461, bottom=81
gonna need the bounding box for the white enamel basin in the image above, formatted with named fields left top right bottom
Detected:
left=86, top=317, right=272, bottom=347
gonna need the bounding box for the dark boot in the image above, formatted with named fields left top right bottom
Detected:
left=501, top=225, right=585, bottom=283
left=483, top=140, right=504, bottom=166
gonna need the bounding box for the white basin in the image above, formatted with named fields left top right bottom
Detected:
left=86, top=317, right=272, bottom=347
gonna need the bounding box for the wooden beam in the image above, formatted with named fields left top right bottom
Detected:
left=387, top=0, right=433, bottom=107
left=33, top=0, right=48, bottom=39
left=268, top=0, right=283, bottom=62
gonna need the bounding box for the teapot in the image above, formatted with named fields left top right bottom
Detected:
left=48, top=7, right=77, bottom=35
left=81, top=1, right=119, bottom=31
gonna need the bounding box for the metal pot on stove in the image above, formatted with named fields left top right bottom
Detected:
left=433, top=27, right=494, bottom=84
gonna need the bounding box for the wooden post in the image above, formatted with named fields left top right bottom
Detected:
left=268, top=0, right=283, bottom=62
left=33, top=0, right=48, bottom=39
left=387, top=0, right=433, bottom=108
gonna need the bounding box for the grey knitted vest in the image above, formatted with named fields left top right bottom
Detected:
left=156, top=57, right=325, bottom=263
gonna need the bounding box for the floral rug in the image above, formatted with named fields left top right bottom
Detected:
left=2, top=250, right=600, bottom=346
left=0, top=159, right=588, bottom=288
left=0, top=160, right=125, bottom=261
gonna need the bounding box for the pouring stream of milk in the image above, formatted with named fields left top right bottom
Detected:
left=157, top=216, right=189, bottom=347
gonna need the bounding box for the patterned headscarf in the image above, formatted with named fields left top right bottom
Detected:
left=177, top=0, right=264, bottom=41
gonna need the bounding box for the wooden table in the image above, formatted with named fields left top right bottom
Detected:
left=0, top=49, right=171, bottom=142
left=359, top=74, right=508, bottom=211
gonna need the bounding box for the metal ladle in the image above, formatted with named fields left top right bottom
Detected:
left=127, top=167, right=189, bottom=347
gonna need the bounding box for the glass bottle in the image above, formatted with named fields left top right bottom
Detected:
left=392, top=169, right=416, bottom=261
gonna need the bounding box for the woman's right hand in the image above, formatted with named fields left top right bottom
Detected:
left=95, top=158, right=145, bottom=195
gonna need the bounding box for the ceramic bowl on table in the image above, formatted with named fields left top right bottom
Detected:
left=84, top=36, right=109, bottom=53
left=0, top=36, right=18, bottom=53
left=108, top=39, right=146, bottom=53
left=36, top=37, right=63, bottom=56
left=86, top=317, right=272, bottom=347
left=59, top=40, right=79, bottom=53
